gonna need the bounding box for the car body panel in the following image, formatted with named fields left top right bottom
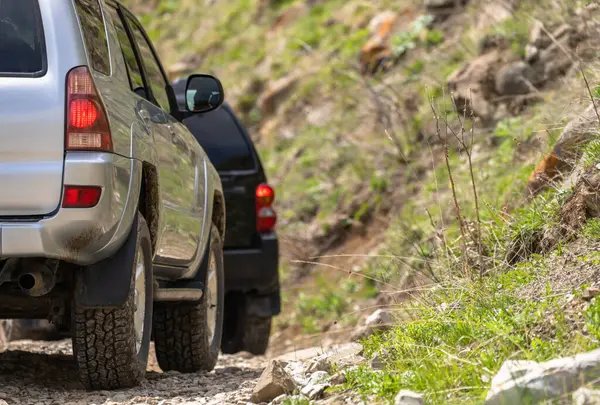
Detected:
left=0, top=0, right=88, bottom=217
left=0, top=152, right=137, bottom=265
left=0, top=0, right=223, bottom=281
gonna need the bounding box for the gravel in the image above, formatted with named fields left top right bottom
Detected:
left=0, top=340, right=267, bottom=405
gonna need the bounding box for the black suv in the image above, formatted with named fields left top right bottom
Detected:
left=173, top=80, right=281, bottom=355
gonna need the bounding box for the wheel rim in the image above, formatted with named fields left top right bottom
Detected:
left=133, top=247, right=146, bottom=354
left=205, top=248, right=218, bottom=344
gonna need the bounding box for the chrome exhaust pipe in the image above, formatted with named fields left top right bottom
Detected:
left=17, top=260, right=57, bottom=297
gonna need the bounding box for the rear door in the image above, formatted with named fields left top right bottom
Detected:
left=121, top=10, right=203, bottom=265
left=0, top=0, right=63, bottom=217
left=182, top=105, right=264, bottom=248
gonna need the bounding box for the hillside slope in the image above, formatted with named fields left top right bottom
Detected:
left=125, top=0, right=600, bottom=402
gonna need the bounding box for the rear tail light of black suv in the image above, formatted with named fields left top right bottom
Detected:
left=256, top=183, right=276, bottom=233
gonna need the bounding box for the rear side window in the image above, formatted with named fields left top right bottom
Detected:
left=0, top=0, right=45, bottom=75
left=74, top=0, right=110, bottom=75
left=184, top=107, right=256, bottom=172
left=105, top=6, right=144, bottom=91
left=126, top=16, right=171, bottom=111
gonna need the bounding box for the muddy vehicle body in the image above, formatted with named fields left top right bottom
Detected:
left=0, top=0, right=226, bottom=389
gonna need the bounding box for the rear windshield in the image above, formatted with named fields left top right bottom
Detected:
left=0, top=0, right=45, bottom=76
left=183, top=107, right=256, bottom=172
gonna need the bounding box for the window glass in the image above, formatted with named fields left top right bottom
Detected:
left=73, top=0, right=110, bottom=75
left=105, top=6, right=143, bottom=91
left=183, top=107, right=256, bottom=172
left=126, top=16, right=170, bottom=111
left=0, top=0, right=44, bottom=75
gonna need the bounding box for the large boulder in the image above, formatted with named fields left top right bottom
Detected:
left=485, top=349, right=600, bottom=405
left=527, top=23, right=583, bottom=82
left=359, top=11, right=399, bottom=75
left=527, top=103, right=600, bottom=195
left=447, top=49, right=502, bottom=121
left=495, top=61, right=537, bottom=96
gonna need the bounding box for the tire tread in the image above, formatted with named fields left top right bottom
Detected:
left=153, top=223, right=224, bottom=373
left=72, top=215, right=151, bottom=390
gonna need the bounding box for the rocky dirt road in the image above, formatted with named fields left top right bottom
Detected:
left=0, top=339, right=368, bottom=405
left=0, top=340, right=267, bottom=405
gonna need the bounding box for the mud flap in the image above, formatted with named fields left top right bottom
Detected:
left=246, top=290, right=281, bottom=317
left=74, top=216, right=138, bottom=308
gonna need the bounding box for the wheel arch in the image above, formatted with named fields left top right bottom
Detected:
left=137, top=162, right=161, bottom=254
left=211, top=189, right=225, bottom=241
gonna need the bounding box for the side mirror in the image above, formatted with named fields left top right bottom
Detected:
left=185, top=74, right=224, bottom=113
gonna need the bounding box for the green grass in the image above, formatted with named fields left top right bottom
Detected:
left=582, top=218, right=600, bottom=240
left=345, top=256, right=597, bottom=404
left=290, top=275, right=373, bottom=334
left=281, top=397, right=312, bottom=405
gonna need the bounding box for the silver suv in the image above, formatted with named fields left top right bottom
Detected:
left=0, top=0, right=227, bottom=390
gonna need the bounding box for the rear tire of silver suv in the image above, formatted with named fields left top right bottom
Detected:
left=153, top=223, right=224, bottom=373
left=72, top=214, right=154, bottom=390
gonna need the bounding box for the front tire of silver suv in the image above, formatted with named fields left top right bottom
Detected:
left=72, top=214, right=154, bottom=390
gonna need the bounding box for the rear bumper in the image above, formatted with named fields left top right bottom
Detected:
left=223, top=232, right=280, bottom=295
left=0, top=152, right=141, bottom=266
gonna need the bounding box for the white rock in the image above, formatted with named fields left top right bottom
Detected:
left=394, top=390, right=424, bottom=405
left=303, top=356, right=332, bottom=374
left=488, top=360, right=543, bottom=389
left=365, top=309, right=394, bottom=327
left=485, top=349, right=600, bottom=405
left=573, top=387, right=600, bottom=405
left=284, top=360, right=308, bottom=387
left=272, top=394, right=309, bottom=404
left=300, top=371, right=331, bottom=400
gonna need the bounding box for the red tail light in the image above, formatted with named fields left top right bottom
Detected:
left=66, top=66, right=112, bottom=151
left=256, top=184, right=277, bottom=232
left=62, top=186, right=102, bottom=208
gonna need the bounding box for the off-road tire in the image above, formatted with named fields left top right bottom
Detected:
left=221, top=300, right=272, bottom=355
left=72, top=215, right=153, bottom=390
left=153, top=223, right=224, bottom=372
left=241, top=315, right=272, bottom=355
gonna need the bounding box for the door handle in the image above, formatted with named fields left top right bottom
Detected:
left=136, top=109, right=152, bottom=134
left=137, top=108, right=150, bottom=122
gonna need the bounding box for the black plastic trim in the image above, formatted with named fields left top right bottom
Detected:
left=74, top=214, right=138, bottom=308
